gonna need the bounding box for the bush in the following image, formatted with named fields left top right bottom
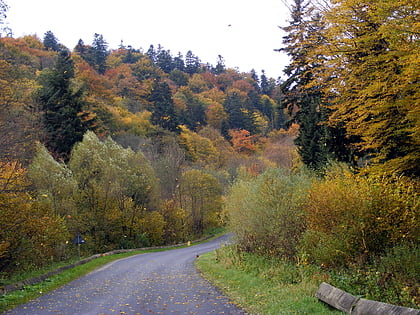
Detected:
left=330, top=243, right=419, bottom=308
left=301, top=166, right=419, bottom=268
left=226, top=168, right=312, bottom=260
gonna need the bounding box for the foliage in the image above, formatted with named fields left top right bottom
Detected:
left=330, top=243, right=419, bottom=308
left=318, top=0, right=419, bottom=176
left=68, top=131, right=160, bottom=250
left=177, top=169, right=223, bottom=236
left=0, top=161, right=69, bottom=274
left=38, top=50, right=91, bottom=160
left=226, top=168, right=312, bottom=260
left=301, top=166, right=419, bottom=268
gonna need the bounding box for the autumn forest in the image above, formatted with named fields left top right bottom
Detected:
left=0, top=0, right=419, bottom=309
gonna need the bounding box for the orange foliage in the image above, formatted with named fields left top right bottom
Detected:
left=229, top=129, right=257, bottom=154
left=232, top=79, right=255, bottom=93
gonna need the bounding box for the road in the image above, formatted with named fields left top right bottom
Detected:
left=5, top=235, right=246, bottom=314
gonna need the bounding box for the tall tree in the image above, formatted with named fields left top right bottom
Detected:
left=320, top=0, right=420, bottom=176
left=280, top=0, right=350, bottom=170
left=89, top=33, right=109, bottom=74
left=149, top=81, right=179, bottom=133
left=38, top=50, right=89, bottom=160
left=43, top=30, right=60, bottom=51
left=0, top=0, right=8, bottom=35
left=185, top=50, right=200, bottom=75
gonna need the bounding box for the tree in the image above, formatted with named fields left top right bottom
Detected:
left=43, top=30, right=60, bottom=51
left=156, top=48, right=174, bottom=73
left=0, top=0, right=8, bottom=35
left=185, top=50, right=200, bottom=75
left=149, top=81, right=179, bottom=133
left=0, top=161, right=69, bottom=274
left=177, top=169, right=223, bottom=235
left=213, top=55, right=226, bottom=74
left=280, top=0, right=349, bottom=170
left=69, top=131, right=159, bottom=249
left=89, top=33, right=108, bottom=74
left=319, top=0, right=420, bottom=176
left=38, top=50, right=90, bottom=160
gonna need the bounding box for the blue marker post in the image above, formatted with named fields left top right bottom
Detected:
left=73, top=232, right=85, bottom=260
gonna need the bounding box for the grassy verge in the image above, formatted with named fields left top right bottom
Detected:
left=195, top=246, right=343, bottom=314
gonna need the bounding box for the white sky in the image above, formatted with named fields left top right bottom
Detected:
left=6, top=0, right=291, bottom=79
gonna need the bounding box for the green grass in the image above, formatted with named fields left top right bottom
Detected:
left=195, top=247, right=343, bottom=314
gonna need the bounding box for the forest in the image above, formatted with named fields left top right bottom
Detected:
left=0, top=0, right=419, bottom=309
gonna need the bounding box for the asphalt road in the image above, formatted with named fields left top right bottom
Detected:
left=5, top=235, right=246, bottom=315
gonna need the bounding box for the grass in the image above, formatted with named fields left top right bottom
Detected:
left=195, top=246, right=343, bottom=314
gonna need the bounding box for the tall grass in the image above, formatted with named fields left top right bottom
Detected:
left=196, top=245, right=341, bottom=314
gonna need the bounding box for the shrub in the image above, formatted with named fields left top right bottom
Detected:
left=226, top=168, right=312, bottom=260
left=301, top=166, right=419, bottom=268
left=330, top=243, right=419, bottom=308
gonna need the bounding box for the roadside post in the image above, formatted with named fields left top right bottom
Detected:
left=73, top=232, right=85, bottom=260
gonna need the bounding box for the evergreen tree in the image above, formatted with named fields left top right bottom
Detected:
left=224, top=90, right=257, bottom=134
left=173, top=52, right=185, bottom=71
left=185, top=50, right=200, bottom=75
left=43, top=30, right=60, bottom=51
left=149, top=81, right=179, bottom=133
left=0, top=0, right=8, bottom=34
left=89, top=33, right=109, bottom=74
left=213, top=55, right=226, bottom=74
left=38, top=50, right=89, bottom=160
left=157, top=49, right=174, bottom=73
left=260, top=70, right=270, bottom=95
left=280, top=0, right=351, bottom=170
left=146, top=45, right=157, bottom=63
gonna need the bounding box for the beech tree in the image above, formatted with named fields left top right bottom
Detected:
left=319, top=0, right=420, bottom=176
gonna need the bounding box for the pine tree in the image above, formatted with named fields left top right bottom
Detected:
left=43, top=31, right=60, bottom=51
left=149, top=81, right=179, bottom=133
left=185, top=50, right=200, bottom=75
left=38, top=50, right=89, bottom=160
left=89, top=33, right=109, bottom=74
left=280, top=0, right=330, bottom=170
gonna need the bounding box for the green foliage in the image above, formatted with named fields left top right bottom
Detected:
left=330, top=243, right=419, bottom=308
left=28, top=144, right=76, bottom=216
left=178, top=169, right=223, bottom=236
left=226, top=168, right=312, bottom=260
left=68, top=131, right=160, bottom=250
left=38, top=50, right=89, bottom=160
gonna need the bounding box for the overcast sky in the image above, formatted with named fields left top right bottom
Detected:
left=6, top=0, right=291, bottom=79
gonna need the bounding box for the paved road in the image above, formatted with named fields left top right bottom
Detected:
left=5, top=235, right=246, bottom=315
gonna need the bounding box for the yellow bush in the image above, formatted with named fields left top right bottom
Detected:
left=301, top=167, right=419, bottom=268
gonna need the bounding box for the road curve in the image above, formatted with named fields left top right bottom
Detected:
left=5, top=235, right=246, bottom=315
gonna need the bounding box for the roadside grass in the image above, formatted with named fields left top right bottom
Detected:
left=0, top=230, right=225, bottom=313
left=195, top=246, right=343, bottom=314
